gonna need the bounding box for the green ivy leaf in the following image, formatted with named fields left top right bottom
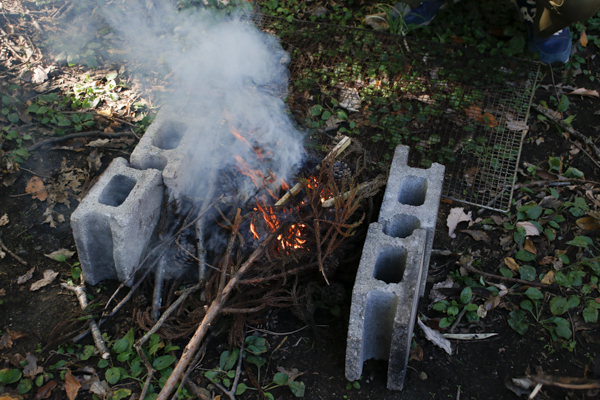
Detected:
left=438, top=317, right=452, bottom=328
left=507, top=310, right=529, bottom=335
left=288, top=380, right=306, bottom=397
left=235, top=382, right=248, bottom=395
left=519, top=265, right=536, bottom=281
left=111, top=388, right=131, bottom=400
left=499, top=267, right=513, bottom=278
left=558, top=94, right=570, bottom=112
left=105, top=367, right=120, bottom=385
left=321, top=110, right=331, bottom=120
left=98, top=359, right=109, bottom=369
left=583, top=307, right=598, bottom=323
left=520, top=300, right=533, bottom=312
left=563, top=167, right=584, bottom=179
left=566, top=236, right=593, bottom=249
left=8, top=113, right=19, bottom=124
left=153, top=355, right=176, bottom=371
left=273, top=372, right=289, bottom=385
left=460, top=287, right=472, bottom=304
left=432, top=300, right=449, bottom=311
left=220, top=348, right=239, bottom=371
left=524, top=287, right=543, bottom=300
left=515, top=250, right=536, bottom=262
left=17, top=378, right=32, bottom=394
left=550, top=296, right=569, bottom=315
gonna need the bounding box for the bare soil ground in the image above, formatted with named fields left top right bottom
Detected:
left=2, top=1, right=600, bottom=400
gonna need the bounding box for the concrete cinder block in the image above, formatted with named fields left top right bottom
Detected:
left=71, top=157, right=163, bottom=285
left=345, top=223, right=426, bottom=390
left=129, top=106, right=197, bottom=198
left=378, top=145, right=445, bottom=297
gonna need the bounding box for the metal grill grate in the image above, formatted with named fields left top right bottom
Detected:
left=247, top=14, right=540, bottom=212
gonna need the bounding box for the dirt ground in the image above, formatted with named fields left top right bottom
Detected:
left=2, top=1, right=600, bottom=400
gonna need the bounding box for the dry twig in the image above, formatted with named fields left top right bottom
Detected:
left=61, top=281, right=110, bottom=359
left=0, top=238, right=28, bottom=266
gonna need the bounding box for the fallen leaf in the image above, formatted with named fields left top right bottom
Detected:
left=568, top=88, right=599, bottom=97
left=17, top=267, right=35, bottom=284
left=417, top=318, right=452, bottom=355
left=31, top=66, right=48, bottom=84
left=429, top=276, right=456, bottom=303
left=96, top=109, right=113, bottom=118
left=86, top=139, right=110, bottom=147
left=0, top=289, right=4, bottom=296
left=462, top=229, right=490, bottom=242
left=89, top=380, right=110, bottom=397
left=30, top=270, right=59, bottom=291
left=538, top=195, right=562, bottom=208
left=409, top=344, right=423, bottom=361
left=504, top=257, right=520, bottom=271
left=23, top=353, right=43, bottom=378
left=447, top=207, right=472, bottom=238
left=42, top=208, right=65, bottom=228
left=0, top=213, right=8, bottom=226
left=491, top=215, right=504, bottom=225
left=9, top=330, right=26, bottom=341
left=276, top=366, right=304, bottom=382
left=482, top=112, right=498, bottom=127
left=516, top=221, right=540, bottom=236
left=35, top=380, right=57, bottom=399
left=524, top=239, right=537, bottom=254
left=0, top=332, right=13, bottom=349
left=450, top=35, right=464, bottom=44
left=535, top=136, right=545, bottom=145
left=443, top=333, right=498, bottom=340
left=463, top=167, right=478, bottom=187
left=0, top=249, right=4, bottom=259
left=64, top=371, right=81, bottom=400
left=576, top=216, right=600, bottom=231
left=44, top=249, right=75, bottom=261
left=541, top=270, right=555, bottom=285
left=483, top=295, right=502, bottom=312
left=0, top=395, right=23, bottom=400
left=465, top=104, right=483, bottom=120
left=539, top=256, right=557, bottom=266
left=25, top=176, right=48, bottom=201
left=364, top=14, right=389, bottom=30
left=580, top=30, right=588, bottom=47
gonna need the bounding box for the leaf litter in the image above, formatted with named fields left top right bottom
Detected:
left=29, top=270, right=58, bottom=291
left=447, top=207, right=472, bottom=238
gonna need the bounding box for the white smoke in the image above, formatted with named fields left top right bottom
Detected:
left=69, top=1, right=305, bottom=199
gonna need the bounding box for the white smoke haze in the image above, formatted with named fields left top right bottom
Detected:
left=63, top=0, right=305, bottom=200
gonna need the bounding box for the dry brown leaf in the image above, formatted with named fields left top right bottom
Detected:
left=482, top=112, right=498, bottom=127
left=576, top=216, right=600, bottom=231
left=0, top=213, right=8, bottom=226
left=516, top=221, right=540, bottom=236
left=580, top=30, right=588, bottom=47
left=0, top=332, right=13, bottom=350
left=96, top=109, right=113, bottom=117
left=409, top=344, right=424, bottom=361
left=30, top=270, right=59, bottom=291
left=484, top=294, right=502, bottom=312
left=463, top=167, right=478, bottom=187
left=23, top=353, right=43, bottom=378
left=35, top=380, right=57, bottom=399
left=535, top=137, right=545, bottom=145
left=25, top=176, right=48, bottom=201
left=64, top=371, right=81, bottom=400
left=17, top=267, right=35, bottom=284
left=504, top=257, right=520, bottom=272
left=491, top=215, right=504, bottom=225
left=9, top=330, right=26, bottom=341
left=31, top=66, right=48, bottom=84
left=0, top=289, right=4, bottom=296
left=539, top=256, right=557, bottom=266
left=524, top=239, right=537, bottom=254
left=447, top=207, right=472, bottom=238
left=541, top=270, right=556, bottom=285
left=0, top=395, right=22, bottom=400
left=462, top=229, right=490, bottom=242
left=568, top=88, right=599, bottom=97
left=465, top=104, right=483, bottom=120
left=44, top=249, right=75, bottom=261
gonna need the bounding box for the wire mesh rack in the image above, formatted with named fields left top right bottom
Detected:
left=247, top=14, right=540, bottom=212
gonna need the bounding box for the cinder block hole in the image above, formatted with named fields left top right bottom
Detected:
left=383, top=214, right=420, bottom=239
left=84, top=216, right=117, bottom=278
left=398, top=175, right=427, bottom=206
left=99, top=175, right=136, bottom=207
left=373, top=246, right=407, bottom=284
left=140, top=156, right=168, bottom=171
left=362, top=291, right=398, bottom=361
left=153, top=121, right=188, bottom=150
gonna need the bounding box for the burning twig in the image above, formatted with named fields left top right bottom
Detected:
left=156, top=228, right=273, bottom=400
left=60, top=280, right=110, bottom=359
left=275, top=136, right=351, bottom=207
left=321, top=181, right=377, bottom=208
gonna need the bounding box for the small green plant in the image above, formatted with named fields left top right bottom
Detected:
left=204, top=335, right=305, bottom=398
left=432, top=287, right=479, bottom=328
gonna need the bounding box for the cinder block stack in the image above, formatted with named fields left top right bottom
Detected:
left=346, top=145, right=444, bottom=390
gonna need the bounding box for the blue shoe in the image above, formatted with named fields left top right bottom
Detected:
left=392, top=0, right=446, bottom=26
left=514, top=0, right=572, bottom=64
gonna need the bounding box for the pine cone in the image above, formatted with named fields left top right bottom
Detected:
left=172, top=238, right=197, bottom=269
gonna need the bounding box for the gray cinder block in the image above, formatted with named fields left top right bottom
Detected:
left=71, top=157, right=163, bottom=285
left=378, top=145, right=445, bottom=297
left=345, top=223, right=426, bottom=390
left=129, top=106, right=197, bottom=198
